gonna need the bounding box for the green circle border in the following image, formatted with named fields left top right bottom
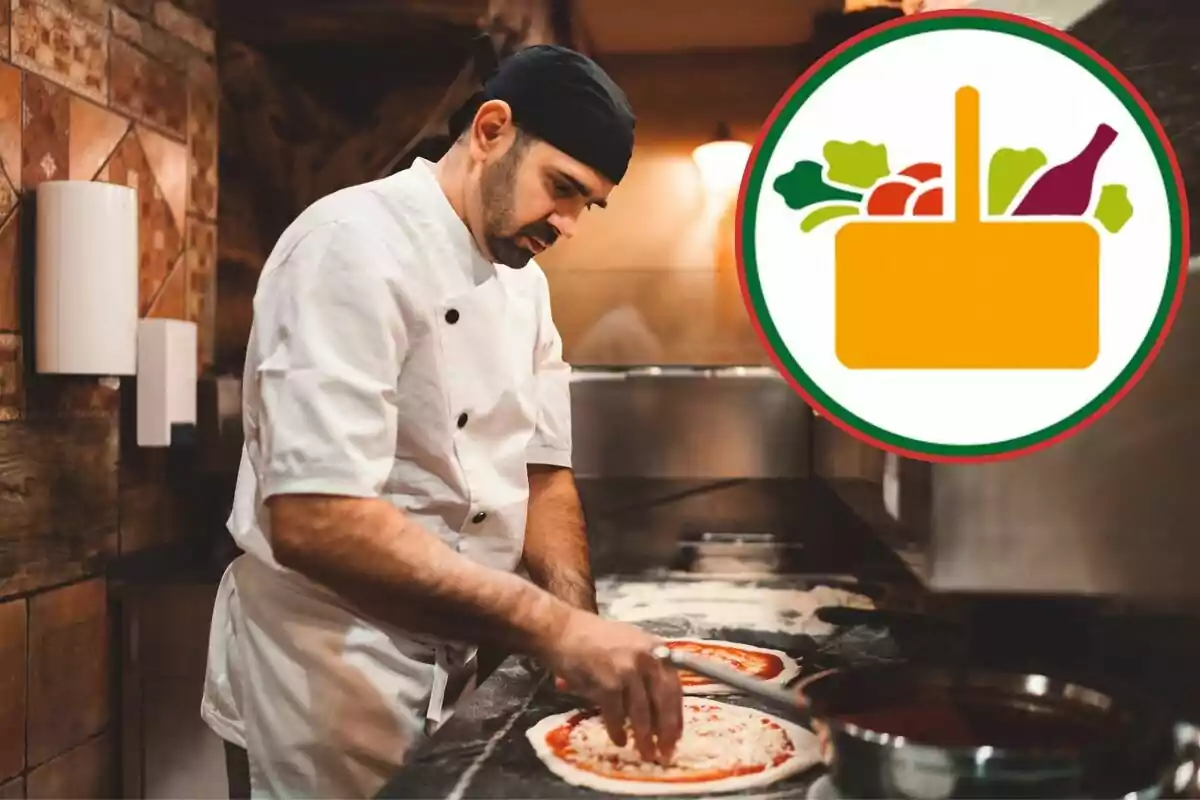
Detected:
left=740, top=13, right=1186, bottom=458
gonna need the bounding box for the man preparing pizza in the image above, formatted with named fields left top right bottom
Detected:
left=200, top=44, right=683, bottom=798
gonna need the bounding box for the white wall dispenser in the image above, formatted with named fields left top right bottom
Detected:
left=35, top=180, right=139, bottom=376
left=35, top=180, right=199, bottom=447
left=136, top=318, right=198, bottom=448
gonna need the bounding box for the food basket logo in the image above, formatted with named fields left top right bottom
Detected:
left=738, top=10, right=1188, bottom=463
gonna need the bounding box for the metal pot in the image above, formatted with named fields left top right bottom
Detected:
left=797, top=663, right=1200, bottom=799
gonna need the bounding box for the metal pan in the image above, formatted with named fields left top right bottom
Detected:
left=796, top=663, right=1200, bottom=799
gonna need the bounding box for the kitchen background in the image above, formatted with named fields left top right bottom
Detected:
left=212, top=3, right=824, bottom=370
left=0, top=0, right=218, bottom=794
left=0, top=0, right=1195, bottom=797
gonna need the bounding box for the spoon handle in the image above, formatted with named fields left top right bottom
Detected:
left=651, top=646, right=814, bottom=727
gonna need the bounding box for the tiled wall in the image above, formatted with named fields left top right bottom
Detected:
left=0, top=0, right=219, bottom=794
left=536, top=50, right=804, bottom=366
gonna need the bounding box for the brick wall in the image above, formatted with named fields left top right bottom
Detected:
left=0, top=0, right=219, bottom=794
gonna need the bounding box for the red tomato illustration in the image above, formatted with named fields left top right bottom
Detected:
left=912, top=187, right=944, bottom=216
left=899, top=162, right=942, bottom=183
left=866, top=181, right=917, bottom=215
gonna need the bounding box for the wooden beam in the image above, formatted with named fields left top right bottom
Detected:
left=483, top=0, right=559, bottom=54
left=369, top=0, right=568, bottom=180
left=312, top=65, right=468, bottom=199
left=214, top=257, right=260, bottom=374
left=222, top=0, right=489, bottom=44
left=219, top=40, right=352, bottom=230
left=236, top=0, right=488, bottom=25
left=375, top=59, right=480, bottom=179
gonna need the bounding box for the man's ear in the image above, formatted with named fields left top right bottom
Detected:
left=469, top=99, right=518, bottom=162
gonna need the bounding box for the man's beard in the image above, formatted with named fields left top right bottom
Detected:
left=479, top=148, right=557, bottom=269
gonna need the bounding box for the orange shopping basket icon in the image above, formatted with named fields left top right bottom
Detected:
left=834, top=86, right=1100, bottom=370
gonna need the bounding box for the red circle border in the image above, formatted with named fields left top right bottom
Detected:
left=734, top=8, right=1192, bottom=465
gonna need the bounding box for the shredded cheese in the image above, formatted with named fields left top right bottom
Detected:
left=557, top=700, right=794, bottom=778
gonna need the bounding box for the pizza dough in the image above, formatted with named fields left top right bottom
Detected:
left=598, top=580, right=875, bottom=637
left=551, top=639, right=801, bottom=697
left=664, top=638, right=801, bottom=695
left=526, top=697, right=821, bottom=796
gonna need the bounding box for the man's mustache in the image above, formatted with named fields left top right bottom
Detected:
left=515, top=219, right=559, bottom=249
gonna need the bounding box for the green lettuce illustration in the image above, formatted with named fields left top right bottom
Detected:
left=1094, top=184, right=1133, bottom=233
left=773, top=161, right=861, bottom=212
left=823, top=141, right=890, bottom=189
left=801, top=204, right=858, bottom=232
left=987, top=147, right=1047, bottom=215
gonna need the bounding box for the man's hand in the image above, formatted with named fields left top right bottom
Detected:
left=535, top=610, right=684, bottom=764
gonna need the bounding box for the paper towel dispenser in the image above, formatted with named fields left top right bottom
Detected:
left=137, top=319, right=198, bottom=448
left=35, top=181, right=138, bottom=376
left=34, top=181, right=199, bottom=448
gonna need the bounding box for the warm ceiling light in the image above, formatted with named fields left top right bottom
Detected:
left=692, top=122, right=752, bottom=198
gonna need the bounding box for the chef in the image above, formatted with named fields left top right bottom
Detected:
left=201, top=44, right=684, bottom=798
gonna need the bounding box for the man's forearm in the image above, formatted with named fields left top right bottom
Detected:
left=269, top=495, right=573, bottom=656
left=522, top=466, right=596, bottom=613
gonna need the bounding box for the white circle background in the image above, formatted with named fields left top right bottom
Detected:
left=752, top=28, right=1174, bottom=447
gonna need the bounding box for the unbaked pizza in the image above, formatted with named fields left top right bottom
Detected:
left=664, top=638, right=801, bottom=695
left=553, top=639, right=801, bottom=697
left=526, top=697, right=820, bottom=795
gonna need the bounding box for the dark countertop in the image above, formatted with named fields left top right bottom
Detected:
left=376, top=571, right=1200, bottom=799
left=374, top=481, right=1200, bottom=800
left=98, top=473, right=1200, bottom=798
left=109, top=469, right=1200, bottom=796
left=376, top=477, right=929, bottom=798
left=375, top=576, right=915, bottom=800
left=375, top=493, right=935, bottom=800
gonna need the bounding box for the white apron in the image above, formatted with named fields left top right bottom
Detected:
left=201, top=159, right=573, bottom=798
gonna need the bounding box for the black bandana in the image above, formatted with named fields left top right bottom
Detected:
left=468, top=44, right=637, bottom=185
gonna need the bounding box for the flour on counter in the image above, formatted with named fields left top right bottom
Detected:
left=597, top=580, right=875, bottom=638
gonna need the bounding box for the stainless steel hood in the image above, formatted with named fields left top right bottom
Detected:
left=569, top=367, right=813, bottom=480
left=197, top=366, right=816, bottom=482
left=875, top=258, right=1200, bottom=599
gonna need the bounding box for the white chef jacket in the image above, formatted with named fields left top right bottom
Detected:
left=200, top=158, right=573, bottom=798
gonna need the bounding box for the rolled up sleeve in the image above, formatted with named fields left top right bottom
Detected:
left=255, top=221, right=408, bottom=499
left=526, top=270, right=573, bottom=468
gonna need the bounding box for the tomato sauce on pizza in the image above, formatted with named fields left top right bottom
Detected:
left=542, top=702, right=797, bottom=784
left=664, top=640, right=786, bottom=686
left=551, top=638, right=799, bottom=700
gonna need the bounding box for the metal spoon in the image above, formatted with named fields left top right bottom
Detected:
left=651, top=645, right=815, bottom=727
